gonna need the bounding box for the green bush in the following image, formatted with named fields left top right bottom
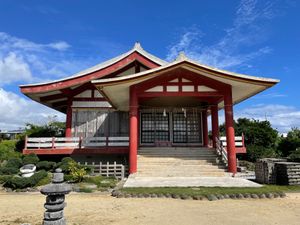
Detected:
left=0, top=166, right=19, bottom=175
left=56, top=157, right=74, bottom=172
left=0, top=175, right=13, bottom=184
left=238, top=160, right=255, bottom=171
left=36, top=173, right=51, bottom=186
left=68, top=161, right=87, bottom=182
left=4, top=170, right=48, bottom=189
left=0, top=140, right=21, bottom=162
left=247, top=145, right=277, bottom=162
left=6, top=158, right=22, bottom=168
left=37, top=161, right=56, bottom=171
left=289, top=148, right=300, bottom=162
left=0, top=158, right=22, bottom=175
left=22, top=153, right=39, bottom=165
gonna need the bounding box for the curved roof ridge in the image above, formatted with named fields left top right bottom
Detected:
left=92, top=55, right=280, bottom=85
left=20, top=42, right=167, bottom=88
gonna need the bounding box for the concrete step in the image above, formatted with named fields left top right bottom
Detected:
left=136, top=147, right=225, bottom=177
left=135, top=172, right=226, bottom=177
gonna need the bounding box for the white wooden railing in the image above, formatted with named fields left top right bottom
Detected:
left=219, top=136, right=244, bottom=148
left=78, top=161, right=127, bottom=179
left=215, top=137, right=228, bottom=165
left=25, top=136, right=129, bottom=150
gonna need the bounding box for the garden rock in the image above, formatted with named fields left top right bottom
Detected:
left=259, top=194, right=266, bottom=199
left=267, top=193, right=274, bottom=198
left=251, top=194, right=259, bottom=199
left=207, top=194, right=218, bottom=201
left=237, top=193, right=244, bottom=199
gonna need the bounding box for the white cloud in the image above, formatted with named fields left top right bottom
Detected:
left=0, top=52, right=33, bottom=85
left=234, top=104, right=300, bottom=133
left=210, top=104, right=300, bottom=133
left=0, top=32, right=75, bottom=86
left=0, top=88, right=65, bottom=131
left=166, top=0, right=274, bottom=70
left=47, top=41, right=70, bottom=51
left=0, top=32, right=70, bottom=52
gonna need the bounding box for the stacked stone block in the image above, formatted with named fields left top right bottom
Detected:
left=255, top=158, right=287, bottom=184
left=275, top=162, right=300, bottom=185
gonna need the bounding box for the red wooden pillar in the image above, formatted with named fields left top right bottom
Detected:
left=211, top=105, right=219, bottom=148
left=65, top=98, right=73, bottom=138
left=202, top=109, right=209, bottom=147
left=224, top=89, right=237, bottom=174
left=129, top=87, right=138, bottom=174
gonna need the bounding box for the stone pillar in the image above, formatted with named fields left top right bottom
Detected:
left=41, top=168, right=71, bottom=225
left=202, top=109, right=209, bottom=147
left=129, top=87, right=138, bottom=174
left=211, top=105, right=219, bottom=148
left=224, top=90, right=237, bottom=174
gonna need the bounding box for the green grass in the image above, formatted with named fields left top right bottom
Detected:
left=121, top=185, right=300, bottom=196
left=83, top=176, right=118, bottom=189
left=78, top=187, right=93, bottom=193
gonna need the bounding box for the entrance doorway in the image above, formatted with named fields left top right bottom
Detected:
left=140, top=108, right=203, bottom=145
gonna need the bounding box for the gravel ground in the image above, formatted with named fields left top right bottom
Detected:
left=0, top=192, right=299, bottom=225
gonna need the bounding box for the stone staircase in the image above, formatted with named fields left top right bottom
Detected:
left=135, top=147, right=227, bottom=177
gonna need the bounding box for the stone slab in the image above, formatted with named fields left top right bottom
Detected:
left=124, top=176, right=262, bottom=188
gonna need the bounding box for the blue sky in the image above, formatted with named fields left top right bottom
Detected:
left=0, top=0, right=299, bottom=133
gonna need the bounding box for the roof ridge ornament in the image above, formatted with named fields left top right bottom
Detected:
left=176, top=51, right=188, bottom=61
left=133, top=41, right=143, bottom=50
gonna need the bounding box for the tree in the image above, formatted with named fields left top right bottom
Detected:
left=16, top=121, right=66, bottom=152
left=219, top=118, right=279, bottom=162
left=277, top=128, right=300, bottom=157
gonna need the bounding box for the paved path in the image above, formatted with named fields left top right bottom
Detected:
left=124, top=176, right=262, bottom=188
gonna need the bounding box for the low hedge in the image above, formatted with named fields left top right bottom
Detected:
left=22, top=153, right=39, bottom=165
left=0, top=166, right=19, bottom=175
left=36, top=161, right=56, bottom=171
left=0, top=158, right=22, bottom=175
left=4, top=170, right=48, bottom=189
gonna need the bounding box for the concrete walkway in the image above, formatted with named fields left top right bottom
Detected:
left=124, top=176, right=262, bottom=188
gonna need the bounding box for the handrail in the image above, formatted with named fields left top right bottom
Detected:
left=215, top=136, right=228, bottom=165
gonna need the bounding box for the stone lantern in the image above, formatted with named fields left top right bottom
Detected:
left=41, top=168, right=71, bottom=225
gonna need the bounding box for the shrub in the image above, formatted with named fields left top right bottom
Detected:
left=37, top=161, right=56, bottom=171
left=238, top=160, right=255, bottom=171
left=289, top=148, right=300, bottom=162
left=0, top=166, right=19, bottom=175
left=0, top=140, right=21, bottom=162
left=36, top=172, right=51, bottom=186
left=68, top=161, right=87, bottom=183
left=4, top=170, right=48, bottom=189
left=6, top=158, right=22, bottom=168
left=22, top=153, right=39, bottom=165
left=0, top=175, right=13, bottom=184
left=0, top=158, right=22, bottom=175
left=56, top=157, right=74, bottom=172
left=246, top=145, right=277, bottom=162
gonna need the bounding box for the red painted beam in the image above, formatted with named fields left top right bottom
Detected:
left=138, top=91, right=223, bottom=98
left=134, top=67, right=231, bottom=95
left=20, top=52, right=160, bottom=94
